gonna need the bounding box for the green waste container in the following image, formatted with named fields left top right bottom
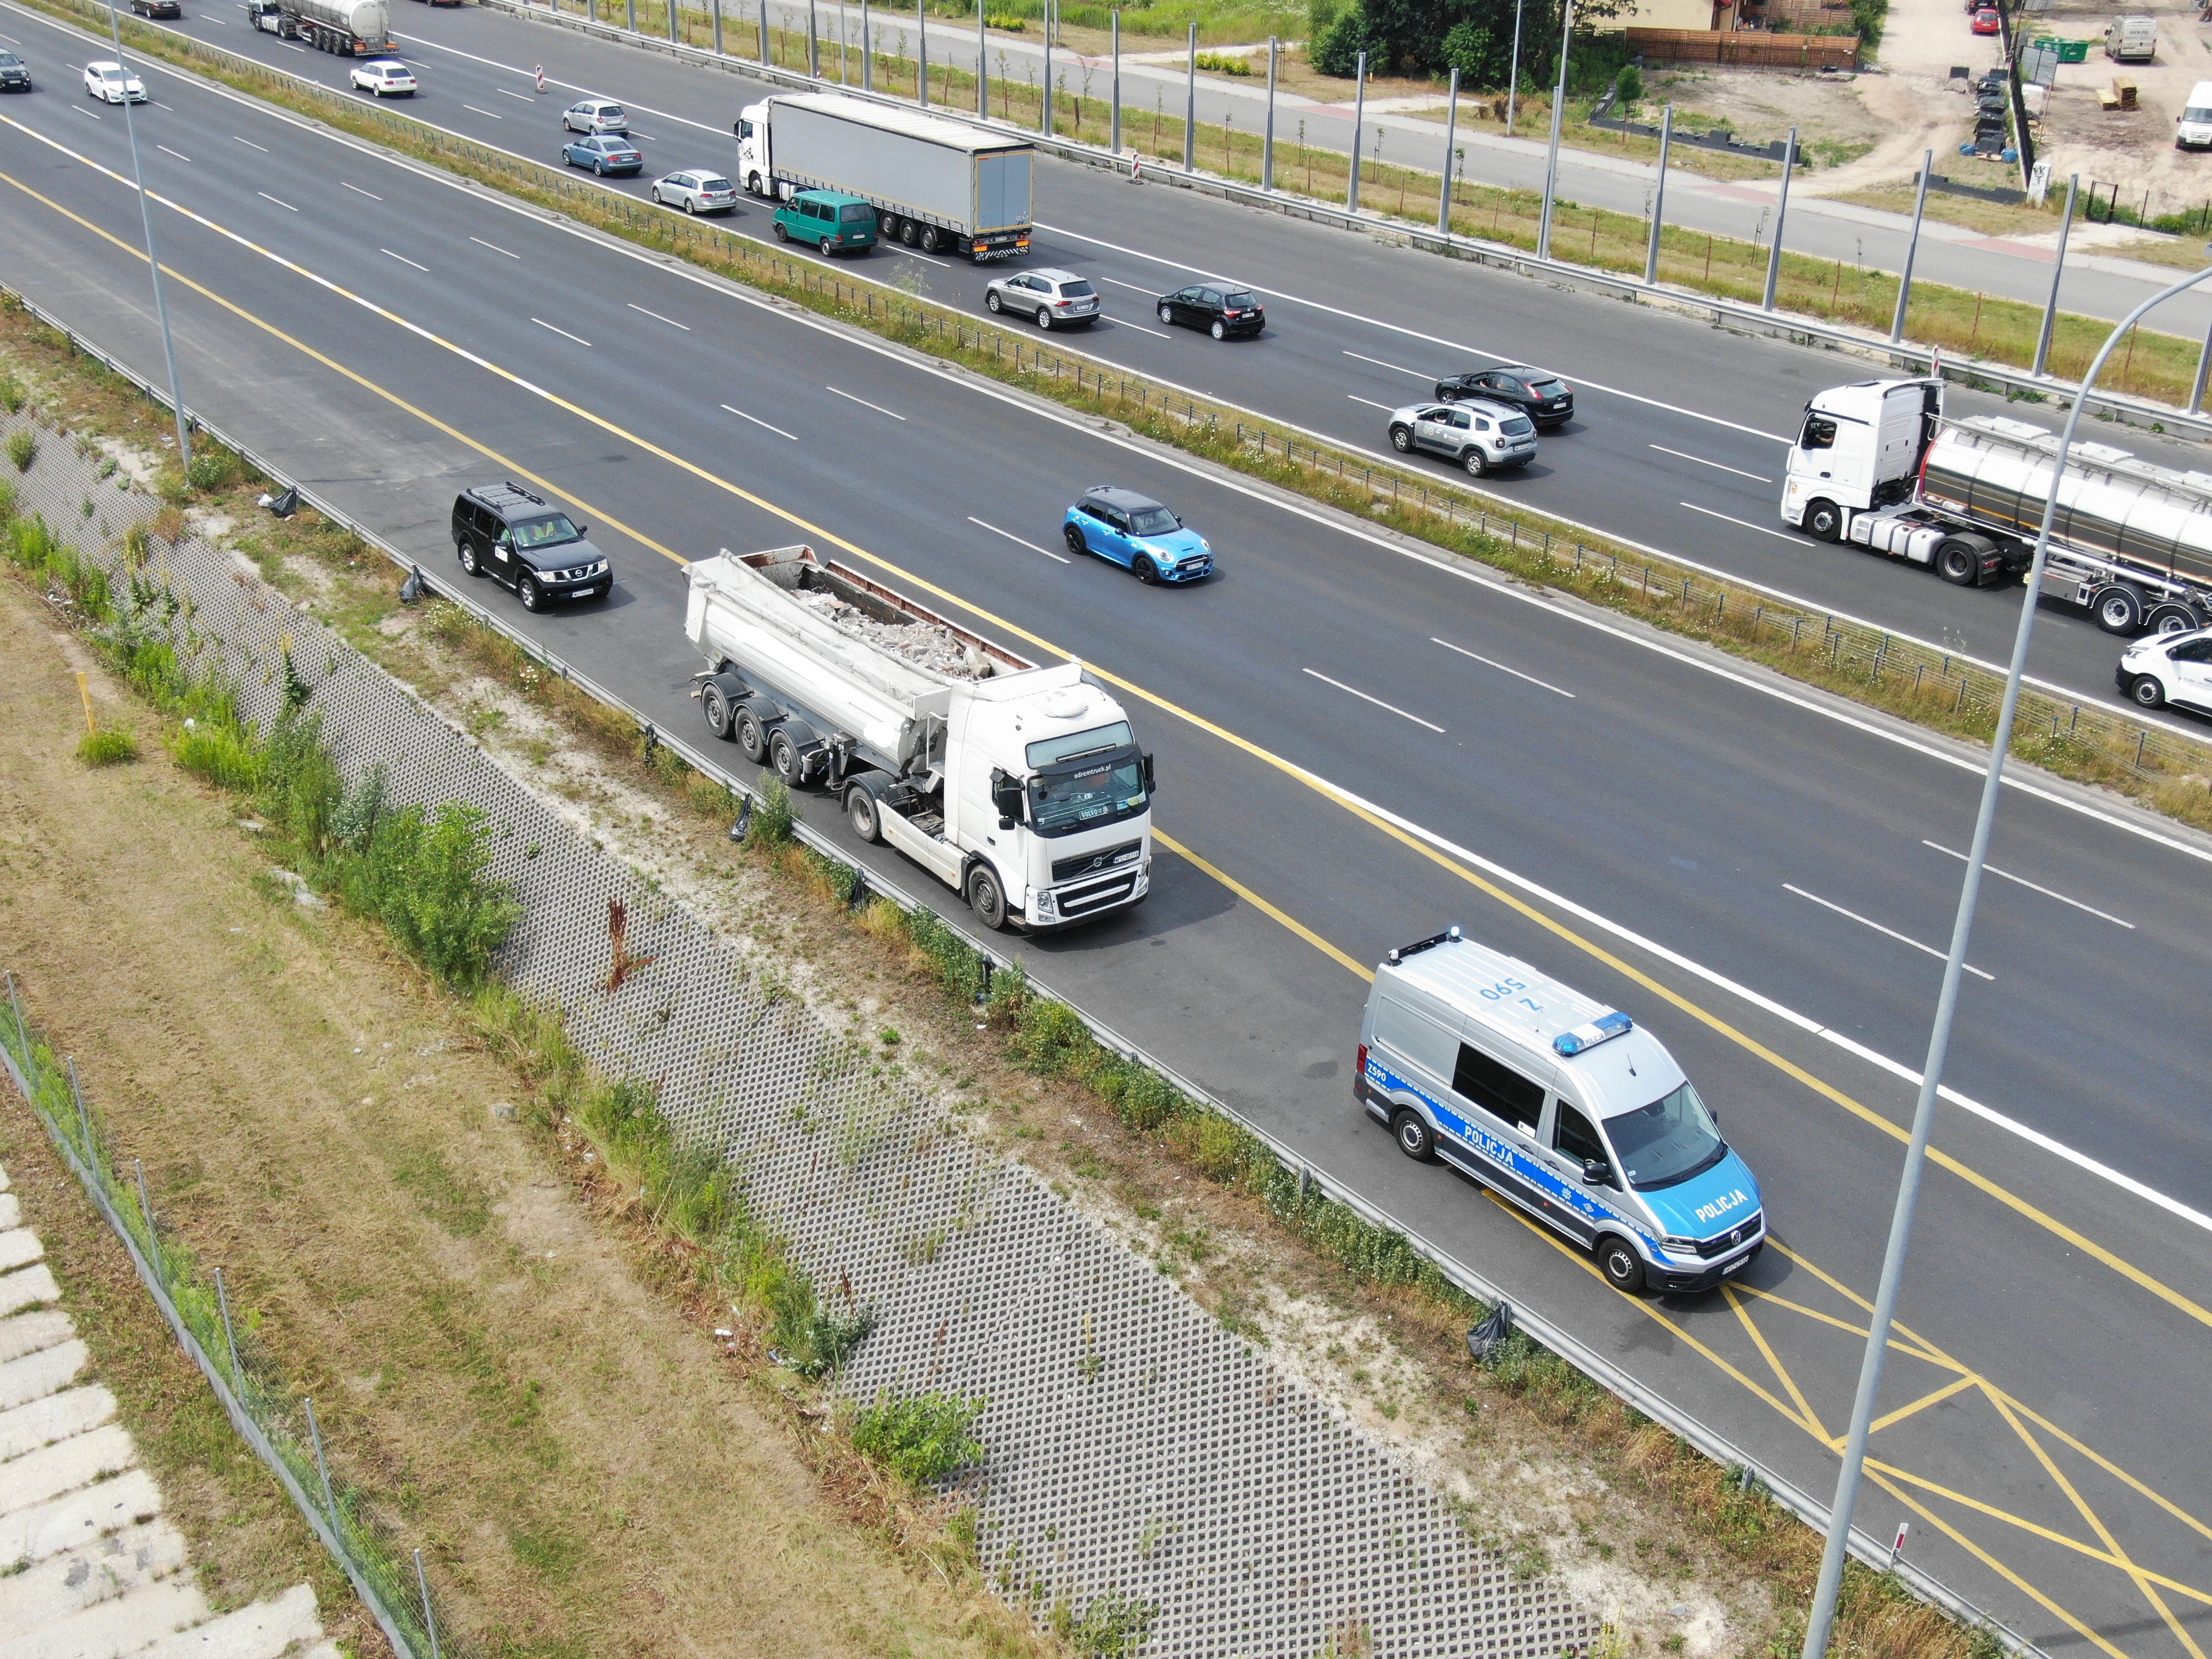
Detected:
left=2057, top=38, right=2089, bottom=62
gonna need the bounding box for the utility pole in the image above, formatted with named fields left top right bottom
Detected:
left=105, top=1, right=190, bottom=472
left=1536, top=0, right=1574, bottom=259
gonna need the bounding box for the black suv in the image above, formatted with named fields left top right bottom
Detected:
left=0, top=50, right=32, bottom=90
left=1433, top=365, right=1575, bottom=430
left=450, top=483, right=612, bottom=613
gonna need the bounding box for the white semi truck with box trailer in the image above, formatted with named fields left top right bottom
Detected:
left=1781, top=378, right=2212, bottom=635
left=685, top=546, right=1151, bottom=931
left=733, top=92, right=1032, bottom=259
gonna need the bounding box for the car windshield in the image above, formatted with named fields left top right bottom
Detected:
left=1024, top=724, right=1147, bottom=838
left=2190, top=105, right=2212, bottom=122
left=1603, top=1081, right=1728, bottom=1192
left=102, top=67, right=125, bottom=78
left=1128, top=507, right=1178, bottom=536
left=509, top=514, right=581, bottom=549
left=1060, top=279, right=1097, bottom=296
left=1223, top=291, right=1258, bottom=309
left=838, top=202, right=872, bottom=222
left=0, top=53, right=22, bottom=64
left=702, top=177, right=733, bottom=191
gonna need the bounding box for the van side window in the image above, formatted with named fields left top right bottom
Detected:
left=1799, top=414, right=1838, bottom=451
left=1452, top=1045, right=1545, bottom=1131
left=1554, top=1103, right=1607, bottom=1168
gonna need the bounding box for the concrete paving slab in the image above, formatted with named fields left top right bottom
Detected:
left=0, top=1575, right=210, bottom=1659
left=0, top=1387, right=118, bottom=1463
left=0, top=1424, right=140, bottom=1517
left=0, top=1310, right=76, bottom=1366
left=0, top=1266, right=60, bottom=1320
left=0, top=1230, right=44, bottom=1275
left=0, top=1519, right=190, bottom=1631
left=129, top=1583, right=323, bottom=1659
left=0, top=1341, right=89, bottom=1413
left=0, top=1195, right=20, bottom=1230
left=0, top=1467, right=164, bottom=1568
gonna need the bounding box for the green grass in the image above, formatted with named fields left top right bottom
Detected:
left=76, top=727, right=139, bottom=765
left=851, top=1390, right=988, bottom=1485
left=6, top=427, right=33, bottom=471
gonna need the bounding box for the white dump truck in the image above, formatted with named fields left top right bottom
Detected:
left=685, top=547, right=1152, bottom=931
left=732, top=92, right=1033, bottom=259
left=245, top=0, right=390, bottom=53
left=1781, top=378, right=2212, bottom=635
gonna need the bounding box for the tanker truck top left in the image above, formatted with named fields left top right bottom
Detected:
left=273, top=0, right=392, bottom=55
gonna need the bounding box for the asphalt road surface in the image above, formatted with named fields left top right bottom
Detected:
left=1, top=14, right=2208, bottom=1657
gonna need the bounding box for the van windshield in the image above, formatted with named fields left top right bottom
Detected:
left=2189, top=105, right=2212, bottom=122
left=1604, top=1081, right=1726, bottom=1191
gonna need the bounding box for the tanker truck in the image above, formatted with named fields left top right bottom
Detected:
left=1781, top=378, right=2212, bottom=635
left=685, top=546, right=1152, bottom=932
left=244, top=0, right=390, bottom=55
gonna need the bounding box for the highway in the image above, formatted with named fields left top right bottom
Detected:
left=18, top=0, right=2212, bottom=738
left=2, top=15, right=2209, bottom=1657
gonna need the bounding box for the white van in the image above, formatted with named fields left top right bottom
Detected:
left=1356, top=927, right=1765, bottom=1295
left=2179, top=80, right=2212, bottom=149
left=2106, top=14, right=2158, bottom=60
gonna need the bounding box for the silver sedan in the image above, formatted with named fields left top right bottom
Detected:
left=984, top=267, right=1101, bottom=330
left=650, top=169, right=739, bottom=215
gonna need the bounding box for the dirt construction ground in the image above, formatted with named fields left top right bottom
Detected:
left=2029, top=0, right=2212, bottom=216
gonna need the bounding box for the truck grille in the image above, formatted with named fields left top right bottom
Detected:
left=1057, top=871, right=1140, bottom=915
left=1693, top=1212, right=1762, bottom=1258
left=1053, top=841, right=1142, bottom=883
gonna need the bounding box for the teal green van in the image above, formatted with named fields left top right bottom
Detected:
left=772, top=189, right=877, bottom=255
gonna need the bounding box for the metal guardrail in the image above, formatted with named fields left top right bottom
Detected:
left=4, top=283, right=2051, bottom=1659
left=477, top=0, right=2212, bottom=442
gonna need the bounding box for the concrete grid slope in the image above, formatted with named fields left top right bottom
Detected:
left=0, top=410, right=1592, bottom=1655
left=0, top=1161, right=337, bottom=1659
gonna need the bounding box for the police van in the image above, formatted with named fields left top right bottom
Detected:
left=1356, top=927, right=1765, bottom=1295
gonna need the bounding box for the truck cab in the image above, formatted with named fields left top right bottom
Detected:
left=1781, top=378, right=1939, bottom=540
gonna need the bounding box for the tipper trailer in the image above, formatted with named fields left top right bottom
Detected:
left=1782, top=378, right=2212, bottom=635
left=686, top=547, right=1152, bottom=931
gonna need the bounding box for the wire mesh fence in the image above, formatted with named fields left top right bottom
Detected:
left=0, top=975, right=458, bottom=1659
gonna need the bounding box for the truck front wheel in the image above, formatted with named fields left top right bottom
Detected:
left=1595, top=1236, right=1646, bottom=1296
left=966, top=864, right=1009, bottom=931
left=1803, top=498, right=1844, bottom=542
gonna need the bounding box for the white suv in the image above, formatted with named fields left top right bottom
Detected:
left=2119, top=627, right=2212, bottom=712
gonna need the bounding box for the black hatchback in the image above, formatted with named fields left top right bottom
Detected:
left=1434, top=364, right=1574, bottom=430
left=451, top=482, right=613, bottom=613
left=1155, top=283, right=1265, bottom=340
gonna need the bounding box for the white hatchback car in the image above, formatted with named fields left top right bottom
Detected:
left=82, top=60, right=147, bottom=103
left=562, top=98, right=627, bottom=134
left=350, top=59, right=416, bottom=96
left=649, top=169, right=738, bottom=215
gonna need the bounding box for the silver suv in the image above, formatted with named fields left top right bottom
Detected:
left=1387, top=399, right=1537, bottom=476
left=984, top=267, right=1100, bottom=330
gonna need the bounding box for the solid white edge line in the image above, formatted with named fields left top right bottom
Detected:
left=1651, top=443, right=1772, bottom=484
left=627, top=302, right=690, bottom=331
left=1785, top=883, right=1995, bottom=980
left=1921, top=840, right=2134, bottom=928
left=1301, top=667, right=1445, bottom=732
left=824, top=384, right=906, bottom=420
left=379, top=246, right=427, bottom=272
left=968, top=515, right=1073, bottom=564
left=12, top=69, right=2205, bottom=1234
left=719, top=402, right=798, bottom=440
left=1431, top=635, right=1575, bottom=697
left=529, top=316, right=592, bottom=346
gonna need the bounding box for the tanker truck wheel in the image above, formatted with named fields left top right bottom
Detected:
left=733, top=708, right=769, bottom=764
left=768, top=727, right=807, bottom=786
left=2146, top=602, right=2203, bottom=637
left=2093, top=582, right=2145, bottom=635
left=844, top=781, right=883, bottom=844
left=700, top=682, right=736, bottom=740
left=966, top=863, right=1009, bottom=932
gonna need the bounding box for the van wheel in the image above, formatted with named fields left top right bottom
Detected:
left=844, top=781, right=883, bottom=843
left=701, top=682, right=735, bottom=740
left=1596, top=1236, right=1646, bottom=1295
left=2130, top=673, right=2167, bottom=710
left=2093, top=582, right=2146, bottom=635
left=1463, top=447, right=1488, bottom=477
left=966, top=863, right=1009, bottom=931
left=734, top=708, right=769, bottom=763
left=1391, top=1110, right=1435, bottom=1162
left=768, top=727, right=806, bottom=785
left=772, top=218, right=789, bottom=241
left=1804, top=498, right=1843, bottom=542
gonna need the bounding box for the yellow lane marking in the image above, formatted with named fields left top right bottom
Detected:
left=1730, top=1282, right=1958, bottom=1371
left=1861, top=1374, right=1978, bottom=1442
left=1993, top=1388, right=2212, bottom=1550
left=1150, top=830, right=1372, bottom=981
left=1764, top=1241, right=1973, bottom=1370
left=1723, top=1284, right=1825, bottom=1439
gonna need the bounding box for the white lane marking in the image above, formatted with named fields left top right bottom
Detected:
left=1347, top=395, right=1395, bottom=412
left=1651, top=443, right=1771, bottom=484
left=69, top=103, right=98, bottom=118
left=1343, top=348, right=1427, bottom=378
left=1112, top=317, right=1171, bottom=340
left=151, top=101, right=174, bottom=110
left=341, top=181, right=382, bottom=200
left=530, top=316, right=592, bottom=346
left=825, top=384, right=906, bottom=421
left=969, top=515, right=1073, bottom=564
left=1785, top=883, right=1995, bottom=980
left=1039, top=220, right=1797, bottom=445
left=1431, top=635, right=1574, bottom=698
left=1921, top=841, right=2134, bottom=928
left=257, top=190, right=298, bottom=211
left=494, top=86, right=534, bottom=101
left=628, top=302, right=690, bottom=331
left=1101, top=276, right=1157, bottom=294
left=27, top=105, right=2201, bottom=1238
left=232, top=134, right=268, bottom=151
left=469, top=234, right=520, bottom=258
left=282, top=41, right=306, bottom=51
left=631, top=131, right=656, bottom=142
left=155, top=143, right=190, bottom=161
left=720, top=403, right=797, bottom=440
left=389, top=30, right=726, bottom=134
left=1679, top=500, right=1815, bottom=545
left=885, top=244, right=951, bottom=268
left=1301, top=668, right=1444, bottom=733
left=380, top=247, right=429, bottom=272
left=461, top=103, right=503, bottom=119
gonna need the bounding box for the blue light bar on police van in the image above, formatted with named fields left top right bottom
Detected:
left=1553, top=1010, right=1633, bottom=1057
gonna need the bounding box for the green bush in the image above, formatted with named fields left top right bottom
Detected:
left=1195, top=50, right=1253, bottom=74
left=340, top=801, right=521, bottom=989
left=743, top=774, right=798, bottom=849
left=851, top=1390, right=988, bottom=1485
left=171, top=717, right=264, bottom=792
left=6, top=429, right=33, bottom=473
left=0, top=481, right=16, bottom=526
left=260, top=703, right=343, bottom=857
left=0, top=372, right=25, bottom=415
left=185, top=446, right=237, bottom=492
left=76, top=728, right=139, bottom=766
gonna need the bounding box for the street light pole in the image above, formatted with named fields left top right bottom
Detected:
left=1795, top=251, right=2212, bottom=1659
left=1347, top=50, right=1366, bottom=213
left=1262, top=35, right=1276, bottom=191
left=1761, top=125, right=1797, bottom=311
left=1890, top=149, right=1933, bottom=343
left=105, top=1, right=190, bottom=473
left=1506, top=0, right=1525, bottom=136
left=1438, top=68, right=1459, bottom=233
left=1182, top=22, right=1196, bottom=171
left=1536, top=0, right=1574, bottom=260
left=1644, top=103, right=1671, bottom=285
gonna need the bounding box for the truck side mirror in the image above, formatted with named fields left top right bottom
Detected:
left=1140, top=752, right=1155, bottom=794
left=990, top=769, right=1023, bottom=830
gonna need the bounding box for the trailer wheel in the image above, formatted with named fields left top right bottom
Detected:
left=768, top=726, right=807, bottom=786
left=919, top=223, right=942, bottom=254
left=2093, top=582, right=2146, bottom=635
left=1803, top=498, right=1844, bottom=542
left=902, top=218, right=920, bottom=247
left=966, top=863, right=1009, bottom=931
left=2146, top=602, right=2203, bottom=637
left=1936, top=538, right=1984, bottom=586
left=701, top=682, right=736, bottom=740
left=844, top=781, right=883, bottom=844
left=2130, top=673, right=2168, bottom=710
left=734, top=708, right=769, bottom=763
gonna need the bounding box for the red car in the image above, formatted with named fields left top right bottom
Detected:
left=1971, top=6, right=2002, bottom=33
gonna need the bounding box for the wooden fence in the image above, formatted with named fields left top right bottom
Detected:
left=1626, top=27, right=1861, bottom=69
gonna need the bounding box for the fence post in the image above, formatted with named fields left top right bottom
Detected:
left=1183, top=22, right=1196, bottom=171
left=415, top=1549, right=442, bottom=1659
left=134, top=1158, right=153, bottom=1241
left=214, top=1265, right=242, bottom=1383
left=304, top=1397, right=338, bottom=1520
left=67, top=1056, right=91, bottom=1160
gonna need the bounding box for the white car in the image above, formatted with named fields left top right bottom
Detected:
left=562, top=98, right=627, bottom=134
left=649, top=169, right=738, bottom=215
left=985, top=267, right=1100, bottom=330
left=350, top=59, right=416, bottom=96
left=82, top=60, right=147, bottom=103
left=2119, top=626, right=2212, bottom=713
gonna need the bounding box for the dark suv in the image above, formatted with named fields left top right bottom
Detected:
left=1433, top=365, right=1575, bottom=430
left=450, top=483, right=612, bottom=613
left=0, top=50, right=32, bottom=90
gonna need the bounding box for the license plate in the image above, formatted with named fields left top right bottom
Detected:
left=1723, top=1254, right=1748, bottom=1275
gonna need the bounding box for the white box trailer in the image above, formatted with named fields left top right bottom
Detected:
left=1781, top=378, right=2212, bottom=635
left=734, top=93, right=1032, bottom=259
left=685, top=547, right=1152, bottom=931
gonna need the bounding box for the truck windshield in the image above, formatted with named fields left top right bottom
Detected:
left=1025, top=747, right=1147, bottom=838
left=509, top=515, right=582, bottom=549
left=1603, top=1081, right=1727, bottom=1192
